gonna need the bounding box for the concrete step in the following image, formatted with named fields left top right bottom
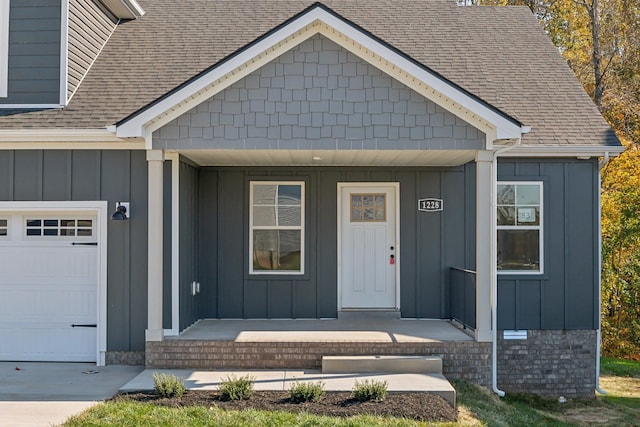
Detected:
left=322, top=355, right=443, bottom=374
left=337, top=310, right=401, bottom=320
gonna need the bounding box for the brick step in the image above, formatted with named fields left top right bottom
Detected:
left=322, top=355, right=442, bottom=374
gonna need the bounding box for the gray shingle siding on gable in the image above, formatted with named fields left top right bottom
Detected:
left=2, top=0, right=61, bottom=105
left=152, top=36, right=486, bottom=151
left=67, top=0, right=117, bottom=101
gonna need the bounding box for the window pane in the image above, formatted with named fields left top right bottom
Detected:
left=516, top=207, right=539, bottom=225
left=277, top=206, right=301, bottom=226
left=77, top=229, right=92, bottom=237
left=497, top=230, right=539, bottom=271
left=44, top=219, right=58, bottom=227
left=516, top=185, right=540, bottom=205
left=253, top=184, right=277, bottom=205
left=60, top=229, right=75, bottom=236
left=0, top=229, right=6, bottom=236
left=497, top=206, right=515, bottom=226
left=278, top=185, right=301, bottom=205
left=27, top=229, right=41, bottom=236
left=27, top=220, right=41, bottom=227
left=60, top=220, right=76, bottom=227
left=253, top=206, right=277, bottom=226
left=77, top=220, right=92, bottom=227
left=253, top=230, right=301, bottom=271
left=497, top=185, right=514, bottom=204
left=0, top=219, right=6, bottom=227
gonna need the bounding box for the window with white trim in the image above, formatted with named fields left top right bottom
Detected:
left=0, top=0, right=9, bottom=98
left=497, top=182, right=543, bottom=273
left=250, top=181, right=304, bottom=274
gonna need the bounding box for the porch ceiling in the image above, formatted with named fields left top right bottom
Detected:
left=178, top=149, right=477, bottom=167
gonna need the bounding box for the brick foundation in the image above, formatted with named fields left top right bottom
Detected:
left=146, top=340, right=492, bottom=388
left=497, top=330, right=596, bottom=398
left=106, top=351, right=145, bottom=366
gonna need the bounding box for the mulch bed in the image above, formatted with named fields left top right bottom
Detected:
left=115, top=390, right=457, bottom=422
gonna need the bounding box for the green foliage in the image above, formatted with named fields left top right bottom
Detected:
left=601, top=357, right=640, bottom=377
left=352, top=379, right=388, bottom=402
left=289, top=381, right=325, bottom=403
left=152, top=372, right=185, bottom=398
left=218, top=375, right=254, bottom=401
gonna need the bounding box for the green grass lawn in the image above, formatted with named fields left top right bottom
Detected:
left=62, top=358, right=640, bottom=427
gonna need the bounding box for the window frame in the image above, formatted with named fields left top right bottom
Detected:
left=497, top=181, right=544, bottom=275
left=0, top=0, right=9, bottom=98
left=249, top=180, right=305, bottom=275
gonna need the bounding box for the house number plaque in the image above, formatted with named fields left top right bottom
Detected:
left=418, top=198, right=443, bottom=212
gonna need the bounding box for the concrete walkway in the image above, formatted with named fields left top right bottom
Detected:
left=122, top=368, right=456, bottom=406
left=0, top=362, right=143, bottom=427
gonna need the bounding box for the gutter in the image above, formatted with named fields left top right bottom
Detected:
left=491, top=136, right=524, bottom=397
left=595, top=152, right=610, bottom=395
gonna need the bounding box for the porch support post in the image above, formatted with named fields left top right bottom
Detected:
left=475, top=150, right=493, bottom=342
left=146, top=149, right=164, bottom=342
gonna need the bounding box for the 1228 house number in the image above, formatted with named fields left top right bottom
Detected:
left=418, top=198, right=443, bottom=212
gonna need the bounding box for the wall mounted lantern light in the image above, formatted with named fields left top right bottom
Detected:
left=111, top=202, right=130, bottom=220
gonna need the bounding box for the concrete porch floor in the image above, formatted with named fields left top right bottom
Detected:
left=173, top=318, right=473, bottom=342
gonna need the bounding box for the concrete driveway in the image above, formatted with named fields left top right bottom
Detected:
left=0, top=362, right=143, bottom=427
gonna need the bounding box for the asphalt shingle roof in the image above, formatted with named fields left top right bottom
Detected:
left=0, top=0, right=619, bottom=147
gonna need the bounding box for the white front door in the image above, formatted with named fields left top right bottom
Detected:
left=0, top=213, right=98, bottom=362
left=339, top=184, right=398, bottom=309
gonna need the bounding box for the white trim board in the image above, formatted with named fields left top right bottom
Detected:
left=0, top=200, right=109, bottom=366
left=60, top=0, right=69, bottom=106
left=115, top=4, right=527, bottom=142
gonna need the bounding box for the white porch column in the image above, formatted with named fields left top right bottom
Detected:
left=475, top=150, right=493, bottom=342
left=146, top=149, right=164, bottom=342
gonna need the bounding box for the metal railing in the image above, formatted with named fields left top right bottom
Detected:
left=449, top=267, right=476, bottom=330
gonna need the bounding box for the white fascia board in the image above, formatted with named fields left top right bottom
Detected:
left=0, top=104, right=64, bottom=109
left=0, top=0, right=9, bottom=98
left=0, top=128, right=144, bottom=144
left=500, top=145, right=625, bottom=157
left=116, top=6, right=525, bottom=140
left=100, top=0, right=145, bottom=19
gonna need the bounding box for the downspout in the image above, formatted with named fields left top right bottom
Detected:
left=491, top=136, right=523, bottom=398
left=595, top=152, right=610, bottom=395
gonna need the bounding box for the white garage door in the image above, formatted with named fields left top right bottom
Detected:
left=0, top=214, right=98, bottom=362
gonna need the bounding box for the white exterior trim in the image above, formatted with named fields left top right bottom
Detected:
left=0, top=0, right=9, bottom=98
left=501, top=145, right=625, bottom=157
left=0, top=128, right=143, bottom=144
left=336, top=182, right=400, bottom=311
left=163, top=151, right=180, bottom=336
left=0, top=200, right=108, bottom=365
left=0, top=103, right=64, bottom=109
left=116, top=5, right=526, bottom=141
left=60, top=0, right=69, bottom=106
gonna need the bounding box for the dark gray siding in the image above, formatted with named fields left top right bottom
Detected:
left=179, top=159, right=199, bottom=329
left=67, top=0, right=117, bottom=100
left=497, top=158, right=599, bottom=330
left=198, top=166, right=476, bottom=319
left=3, top=0, right=61, bottom=105
left=0, top=150, right=148, bottom=352
left=153, top=35, right=485, bottom=151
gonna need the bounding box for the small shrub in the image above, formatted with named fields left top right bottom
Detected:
left=152, top=372, right=185, bottom=398
left=219, top=375, right=254, bottom=401
left=289, top=381, right=325, bottom=403
left=352, top=379, right=388, bottom=402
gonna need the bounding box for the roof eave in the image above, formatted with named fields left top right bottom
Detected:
left=99, top=0, right=145, bottom=19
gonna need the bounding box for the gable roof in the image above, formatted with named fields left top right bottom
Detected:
left=0, top=0, right=620, bottom=149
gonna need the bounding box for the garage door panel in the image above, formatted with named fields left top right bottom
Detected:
left=0, top=213, right=98, bottom=362
left=0, top=323, right=96, bottom=362
left=0, top=286, right=96, bottom=320
left=0, top=247, right=96, bottom=284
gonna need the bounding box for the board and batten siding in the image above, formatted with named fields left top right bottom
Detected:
left=497, top=158, right=599, bottom=330
left=2, top=0, right=61, bottom=105
left=0, top=150, right=149, bottom=352
left=196, top=166, right=476, bottom=319
left=67, top=0, right=117, bottom=100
